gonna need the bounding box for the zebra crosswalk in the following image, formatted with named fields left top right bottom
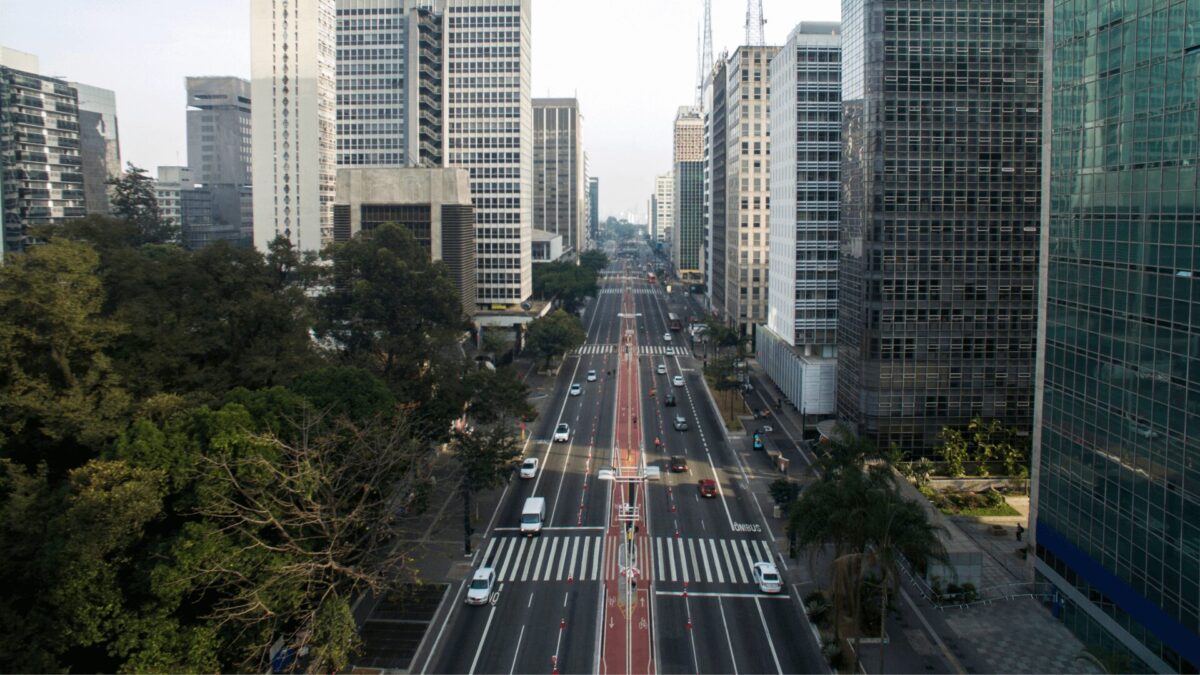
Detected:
left=478, top=534, right=776, bottom=586
left=599, top=287, right=660, bottom=295
left=573, top=344, right=691, bottom=357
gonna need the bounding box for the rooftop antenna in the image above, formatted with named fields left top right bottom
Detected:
left=694, top=22, right=703, bottom=108
left=745, top=0, right=765, bottom=46
left=702, top=0, right=713, bottom=76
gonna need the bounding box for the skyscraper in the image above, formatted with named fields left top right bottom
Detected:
left=654, top=171, right=673, bottom=245
left=704, top=58, right=728, bottom=307
left=836, top=0, right=1043, bottom=454
left=588, top=176, right=599, bottom=240
left=251, top=0, right=337, bottom=252
left=721, top=45, right=779, bottom=337
left=187, top=76, right=251, bottom=185
left=72, top=82, right=120, bottom=216
left=672, top=106, right=704, bottom=283
left=533, top=98, right=585, bottom=255
left=1031, top=1, right=1200, bottom=671
left=758, top=22, right=840, bottom=416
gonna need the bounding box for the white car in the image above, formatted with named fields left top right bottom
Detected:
left=663, top=332, right=673, bottom=342
left=465, top=567, right=496, bottom=605
left=553, top=423, right=570, bottom=442
left=519, top=457, right=539, bottom=478
left=586, top=369, right=597, bottom=382
left=569, top=383, right=582, bottom=396
left=657, top=363, right=667, bottom=375
left=672, top=375, right=685, bottom=387
left=751, top=562, right=783, bottom=594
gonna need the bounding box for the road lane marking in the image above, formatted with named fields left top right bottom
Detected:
left=710, top=539, right=725, bottom=583
left=520, top=538, right=541, bottom=581
left=566, top=536, right=579, bottom=580
left=655, top=590, right=791, bottom=598
left=656, top=537, right=665, bottom=581
left=699, top=538, right=712, bottom=582
left=678, top=537, right=690, bottom=583
left=508, top=624, right=526, bottom=675
left=591, top=534, right=602, bottom=580
left=755, top=597, right=784, bottom=675
left=579, top=535, right=592, bottom=581
left=718, top=597, right=741, bottom=675
left=493, top=525, right=605, bottom=532
left=720, top=539, right=737, bottom=582
left=467, top=602, right=498, bottom=675
left=740, top=540, right=756, bottom=568
left=688, top=538, right=701, bottom=583
left=667, top=536, right=677, bottom=581
left=502, top=538, right=527, bottom=582
left=481, top=537, right=497, bottom=564
left=543, top=538, right=560, bottom=581
left=496, top=538, right=518, bottom=580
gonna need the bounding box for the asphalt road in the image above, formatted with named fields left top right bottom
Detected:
left=420, top=249, right=825, bottom=674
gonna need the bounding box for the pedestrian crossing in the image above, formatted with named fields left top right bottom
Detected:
left=599, top=287, right=660, bottom=295
left=574, top=344, right=692, bottom=357
left=478, top=534, right=775, bottom=586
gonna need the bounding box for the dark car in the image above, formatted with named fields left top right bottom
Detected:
left=664, top=393, right=677, bottom=407
left=669, top=456, right=688, bottom=473
left=698, top=478, right=717, bottom=498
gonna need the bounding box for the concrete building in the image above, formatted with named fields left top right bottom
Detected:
left=836, top=0, right=1042, bottom=455
left=334, top=167, right=476, bottom=316
left=180, top=183, right=252, bottom=250
left=72, top=82, right=120, bottom=216
left=704, top=57, right=728, bottom=306
left=672, top=106, right=704, bottom=284
left=719, top=45, right=779, bottom=338
left=251, top=0, right=337, bottom=252
left=757, top=22, right=841, bottom=417
left=445, top=0, right=533, bottom=308
left=155, top=166, right=194, bottom=229
left=186, top=77, right=251, bottom=185
left=530, top=228, right=563, bottom=264
left=1031, top=1, right=1200, bottom=671
left=653, top=171, right=673, bottom=245
left=533, top=98, right=585, bottom=255
left=0, top=63, right=86, bottom=254
left=588, top=177, right=599, bottom=240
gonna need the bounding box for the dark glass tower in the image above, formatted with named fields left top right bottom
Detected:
left=837, top=0, right=1043, bottom=454
left=1032, top=1, right=1200, bottom=671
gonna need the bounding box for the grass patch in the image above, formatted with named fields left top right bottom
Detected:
left=920, top=486, right=1019, bottom=517
left=956, top=502, right=1021, bottom=517
left=702, top=373, right=744, bottom=432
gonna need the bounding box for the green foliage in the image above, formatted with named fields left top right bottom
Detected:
left=769, top=478, right=801, bottom=506
left=921, top=486, right=1019, bottom=517
left=0, top=238, right=131, bottom=471
left=308, top=594, right=360, bottom=673
left=524, top=309, right=586, bottom=366
left=936, top=426, right=969, bottom=478
left=451, top=425, right=522, bottom=495
left=291, top=367, right=396, bottom=420
left=108, top=163, right=177, bottom=245
left=577, top=249, right=609, bottom=274
left=465, top=366, right=534, bottom=424
left=532, top=260, right=598, bottom=312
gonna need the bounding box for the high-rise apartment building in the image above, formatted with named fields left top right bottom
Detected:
left=704, top=58, right=728, bottom=307
left=588, top=177, right=599, bottom=239
left=335, top=0, right=443, bottom=168
left=721, top=45, right=779, bottom=337
left=653, top=171, right=673, bottom=245
left=251, top=0, right=337, bottom=252
left=672, top=106, right=704, bottom=283
left=187, top=77, right=251, bottom=185
left=1031, top=1, right=1200, bottom=671
left=0, top=64, right=86, bottom=254
left=758, top=22, right=840, bottom=416
left=445, top=0, right=532, bottom=307
left=533, top=98, right=585, bottom=255
left=836, top=0, right=1043, bottom=454
left=72, top=82, right=120, bottom=216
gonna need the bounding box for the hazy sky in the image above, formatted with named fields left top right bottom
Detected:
left=0, top=0, right=840, bottom=221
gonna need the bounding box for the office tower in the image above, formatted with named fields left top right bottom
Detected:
left=704, top=57, right=728, bottom=305
left=445, top=0, right=532, bottom=307
left=588, top=177, right=599, bottom=239
left=334, top=167, right=476, bottom=315
left=721, top=45, right=779, bottom=337
left=672, top=106, right=704, bottom=283
left=836, top=0, right=1042, bottom=454
left=654, top=171, right=673, bottom=245
left=251, top=0, right=337, bottom=252
left=533, top=98, right=585, bottom=255
left=71, top=82, right=120, bottom=216
left=758, top=22, right=840, bottom=416
left=335, top=0, right=443, bottom=168
left=179, top=183, right=252, bottom=250
left=0, top=64, right=86, bottom=254
left=1030, top=1, right=1200, bottom=671
left=155, top=166, right=194, bottom=228
left=186, top=77, right=251, bottom=185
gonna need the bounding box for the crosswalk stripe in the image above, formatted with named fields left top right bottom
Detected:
left=688, top=539, right=701, bottom=583
left=733, top=541, right=751, bottom=583
left=521, top=538, right=541, bottom=581
left=482, top=537, right=497, bottom=564
left=698, top=539, right=712, bottom=582
left=543, top=538, right=560, bottom=581
left=579, top=536, right=591, bottom=581
left=709, top=539, right=725, bottom=583
left=667, top=537, right=677, bottom=581
left=740, top=540, right=755, bottom=571
left=677, top=538, right=689, bottom=583
left=503, top=538, right=525, bottom=581
left=565, top=536, right=579, bottom=581
left=757, top=539, right=774, bottom=563
left=593, top=536, right=603, bottom=580
left=656, top=537, right=665, bottom=581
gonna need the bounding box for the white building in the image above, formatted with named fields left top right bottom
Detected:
left=654, top=171, right=673, bottom=244
left=757, top=22, right=841, bottom=417
left=533, top=98, right=585, bottom=256
left=251, top=0, right=337, bottom=252
left=155, top=166, right=194, bottom=228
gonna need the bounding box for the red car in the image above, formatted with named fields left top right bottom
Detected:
left=698, top=479, right=717, bottom=498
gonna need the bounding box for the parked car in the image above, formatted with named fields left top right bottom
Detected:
left=672, top=375, right=685, bottom=387
left=553, top=423, right=570, bottom=442
left=465, top=567, right=496, bottom=605
left=586, top=369, right=597, bottom=382
left=569, top=383, right=582, bottom=396
left=669, top=455, right=688, bottom=473
left=519, top=457, right=539, bottom=479
left=664, top=393, right=677, bottom=407
left=698, top=478, right=717, bottom=498
left=751, top=562, right=783, bottom=594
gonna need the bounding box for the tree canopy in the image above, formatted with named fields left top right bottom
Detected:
left=532, top=260, right=598, bottom=312
left=524, top=309, right=586, bottom=366
left=108, top=163, right=177, bottom=245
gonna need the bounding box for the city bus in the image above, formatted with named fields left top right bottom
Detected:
left=667, top=313, right=683, bottom=331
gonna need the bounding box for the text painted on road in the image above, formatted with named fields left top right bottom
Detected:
left=731, top=523, right=763, bottom=533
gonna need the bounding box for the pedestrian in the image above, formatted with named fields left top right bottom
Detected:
left=1016, top=523, right=1025, bottom=541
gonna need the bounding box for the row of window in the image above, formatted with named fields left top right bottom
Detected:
left=337, top=48, right=405, bottom=61
left=337, top=62, right=405, bottom=76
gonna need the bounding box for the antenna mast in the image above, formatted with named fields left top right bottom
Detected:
left=745, top=0, right=765, bottom=46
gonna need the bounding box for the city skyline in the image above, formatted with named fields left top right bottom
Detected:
left=0, top=0, right=839, bottom=220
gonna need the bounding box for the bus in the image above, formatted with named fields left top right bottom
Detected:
left=647, top=272, right=657, bottom=284
left=667, top=313, right=683, bottom=331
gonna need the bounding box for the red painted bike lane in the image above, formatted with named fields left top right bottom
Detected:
left=599, top=277, right=655, bottom=675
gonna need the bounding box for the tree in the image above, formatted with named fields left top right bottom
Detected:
left=449, top=426, right=522, bottom=555
left=464, top=366, right=534, bottom=425
left=704, top=354, right=741, bottom=420
left=524, top=309, right=586, bottom=367
left=0, top=238, right=131, bottom=472
left=109, top=163, right=177, bottom=245
left=578, top=249, right=609, bottom=274
left=968, top=417, right=1005, bottom=477
left=532, top=261, right=597, bottom=312
left=936, top=426, right=969, bottom=478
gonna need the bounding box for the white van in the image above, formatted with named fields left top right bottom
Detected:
left=520, top=497, right=545, bottom=536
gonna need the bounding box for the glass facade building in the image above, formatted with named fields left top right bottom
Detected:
left=673, top=106, right=705, bottom=281
left=705, top=60, right=728, bottom=308
left=1032, top=0, right=1200, bottom=671
left=533, top=98, right=585, bottom=254
left=837, top=0, right=1043, bottom=454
